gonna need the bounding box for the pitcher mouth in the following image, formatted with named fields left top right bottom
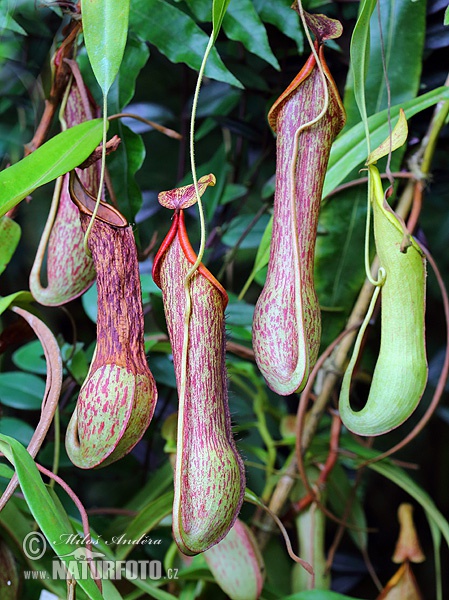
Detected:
left=69, top=170, right=128, bottom=228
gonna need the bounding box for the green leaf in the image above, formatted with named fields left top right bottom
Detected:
left=107, top=122, right=146, bottom=220
left=0, top=119, right=104, bottom=217
left=82, top=282, right=98, bottom=323
left=212, top=0, right=230, bottom=43
left=223, top=0, right=280, bottom=70
left=197, top=146, right=230, bottom=221
left=129, top=578, right=178, bottom=600
left=0, top=463, right=14, bottom=480
left=0, top=217, right=20, bottom=276
left=184, top=0, right=209, bottom=22
left=0, top=500, right=69, bottom=598
left=343, top=439, right=449, bottom=550
left=115, top=492, right=173, bottom=559
left=0, top=292, right=33, bottom=316
left=12, top=340, right=47, bottom=375
left=253, top=0, right=303, bottom=52
left=0, top=372, right=46, bottom=410
left=239, top=216, right=272, bottom=297
left=0, top=417, right=35, bottom=447
left=108, top=35, right=150, bottom=112
left=366, top=108, right=408, bottom=164
left=222, top=214, right=270, bottom=249
left=129, top=0, right=243, bottom=88
left=324, top=86, right=449, bottom=198
left=0, top=435, right=104, bottom=600
left=344, top=0, right=427, bottom=130
left=315, top=188, right=367, bottom=348
left=150, top=354, right=177, bottom=388
left=349, top=0, right=376, bottom=151
left=226, top=299, right=255, bottom=328
left=445, top=5, right=449, bottom=26
left=81, top=0, right=130, bottom=95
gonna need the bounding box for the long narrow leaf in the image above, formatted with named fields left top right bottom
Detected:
left=0, top=435, right=104, bottom=600
left=343, top=440, right=449, bottom=548
left=349, top=0, right=376, bottom=152
left=0, top=119, right=104, bottom=217
left=212, top=0, right=230, bottom=42
left=81, top=0, right=130, bottom=95
left=223, top=0, right=280, bottom=69
left=324, top=85, right=449, bottom=197
left=129, top=0, right=242, bottom=88
left=115, top=492, right=173, bottom=560
left=0, top=217, right=20, bottom=276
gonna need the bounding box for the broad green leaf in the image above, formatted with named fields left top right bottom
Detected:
left=223, top=0, right=280, bottom=70
left=183, top=0, right=209, bottom=21
left=445, top=5, right=449, bottom=26
left=3, top=13, right=27, bottom=36
left=0, top=497, right=35, bottom=547
left=324, top=86, right=449, bottom=198
left=82, top=282, right=98, bottom=323
left=0, top=372, right=46, bottom=410
left=129, top=0, right=243, bottom=88
left=212, top=0, right=230, bottom=43
left=344, top=0, right=427, bottom=130
left=239, top=216, right=272, bottom=298
left=222, top=214, right=270, bottom=249
left=199, top=146, right=229, bottom=221
left=349, top=0, right=376, bottom=152
left=13, top=340, right=47, bottom=375
left=0, top=435, right=104, bottom=600
left=123, top=460, right=173, bottom=510
left=0, top=463, right=14, bottom=480
left=108, top=36, right=150, bottom=112
left=315, top=187, right=367, bottom=348
left=253, top=0, right=303, bottom=53
left=0, top=119, right=104, bottom=217
left=63, top=345, right=90, bottom=386
left=115, top=492, right=173, bottom=560
left=0, top=417, right=35, bottom=447
left=0, top=217, right=20, bottom=276
left=221, top=183, right=247, bottom=204
left=148, top=354, right=176, bottom=388
left=107, top=122, right=145, bottom=220
left=81, top=0, right=130, bottom=95
left=226, top=299, right=254, bottom=328
left=0, top=292, right=33, bottom=316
